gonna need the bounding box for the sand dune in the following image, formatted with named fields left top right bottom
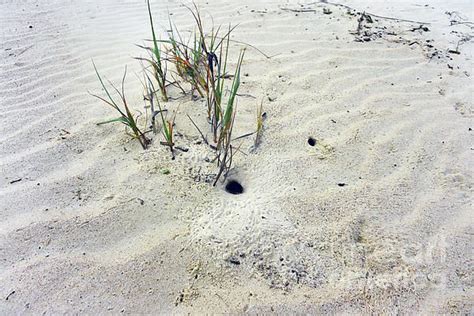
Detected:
left=1, top=0, right=473, bottom=313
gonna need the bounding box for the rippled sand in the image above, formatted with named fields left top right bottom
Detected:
left=1, top=0, right=472, bottom=313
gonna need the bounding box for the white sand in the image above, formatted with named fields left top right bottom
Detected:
left=1, top=0, right=473, bottom=313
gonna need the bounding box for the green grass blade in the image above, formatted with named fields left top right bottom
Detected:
left=96, top=117, right=128, bottom=126
left=223, top=50, right=245, bottom=128
left=147, top=0, right=161, bottom=62
left=92, top=60, right=120, bottom=111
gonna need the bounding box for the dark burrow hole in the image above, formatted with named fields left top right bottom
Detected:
left=307, top=137, right=316, bottom=146
left=225, top=180, right=244, bottom=195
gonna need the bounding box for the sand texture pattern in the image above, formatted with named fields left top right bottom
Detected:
left=1, top=0, right=473, bottom=314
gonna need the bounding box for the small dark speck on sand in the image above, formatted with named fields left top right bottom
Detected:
left=5, top=290, right=15, bottom=301
left=228, top=256, right=241, bottom=265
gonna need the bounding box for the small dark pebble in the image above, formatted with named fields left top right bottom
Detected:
left=228, top=256, right=241, bottom=265
left=337, top=183, right=346, bottom=187
left=323, top=8, right=332, bottom=14
left=469, top=128, right=472, bottom=131
left=29, top=25, right=33, bottom=29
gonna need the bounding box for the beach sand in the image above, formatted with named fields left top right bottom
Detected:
left=1, top=0, right=473, bottom=313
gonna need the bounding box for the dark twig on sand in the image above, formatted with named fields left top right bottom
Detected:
left=445, top=11, right=474, bottom=29
left=187, top=114, right=209, bottom=145
left=281, top=8, right=317, bottom=13
left=294, top=1, right=432, bottom=25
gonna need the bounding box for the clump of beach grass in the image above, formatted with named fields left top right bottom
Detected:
left=166, top=17, right=208, bottom=98
left=152, top=3, right=246, bottom=184
left=90, top=61, right=150, bottom=150
left=93, top=1, right=253, bottom=185
left=188, top=5, right=238, bottom=143
left=143, top=71, right=175, bottom=158
left=212, top=49, right=245, bottom=185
